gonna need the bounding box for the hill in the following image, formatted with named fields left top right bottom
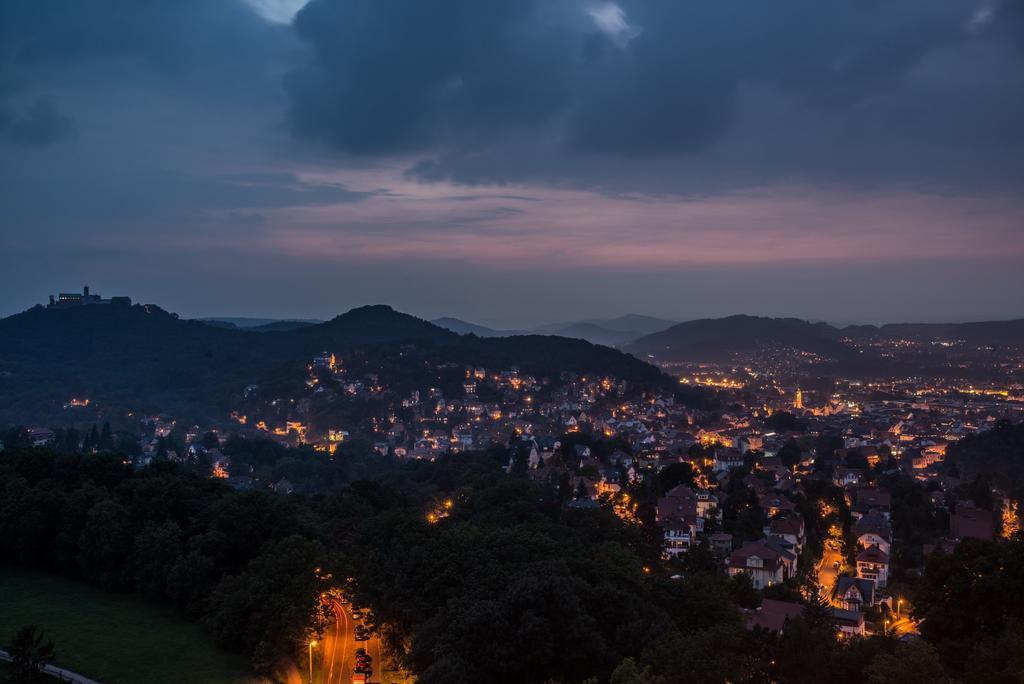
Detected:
left=569, top=314, right=677, bottom=335
left=850, top=319, right=1024, bottom=346
left=433, top=313, right=677, bottom=346
left=626, top=313, right=1024, bottom=367
left=541, top=322, right=639, bottom=347
left=197, top=316, right=322, bottom=329
left=626, top=314, right=849, bottom=362
left=431, top=317, right=507, bottom=337
left=0, top=303, right=665, bottom=424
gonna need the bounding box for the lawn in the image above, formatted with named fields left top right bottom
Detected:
left=0, top=565, right=259, bottom=684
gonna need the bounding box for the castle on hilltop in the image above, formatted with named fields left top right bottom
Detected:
left=47, top=286, right=132, bottom=309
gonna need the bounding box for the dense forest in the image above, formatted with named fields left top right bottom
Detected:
left=2, top=442, right=1022, bottom=682
left=946, top=420, right=1024, bottom=496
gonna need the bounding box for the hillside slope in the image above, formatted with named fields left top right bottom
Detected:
left=0, top=304, right=664, bottom=423
left=626, top=314, right=849, bottom=362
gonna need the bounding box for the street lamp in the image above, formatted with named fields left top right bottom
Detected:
left=308, top=640, right=318, bottom=684
left=897, top=598, right=903, bottom=620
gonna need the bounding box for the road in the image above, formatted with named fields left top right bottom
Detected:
left=886, top=614, right=920, bottom=637
left=317, top=599, right=384, bottom=684
left=816, top=543, right=844, bottom=599
left=0, top=649, right=101, bottom=684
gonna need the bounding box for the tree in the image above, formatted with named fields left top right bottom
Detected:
left=726, top=572, right=760, bottom=610
left=657, top=462, right=694, bottom=494
left=133, top=521, right=182, bottom=600
left=85, top=424, right=100, bottom=453
left=765, top=412, right=804, bottom=433
left=77, top=500, right=134, bottom=589
left=204, top=535, right=327, bottom=674
left=636, top=625, right=765, bottom=684
left=774, top=616, right=833, bottom=684
left=98, top=422, right=114, bottom=451
left=201, top=431, right=220, bottom=449
left=5, top=625, right=55, bottom=683
left=610, top=657, right=663, bottom=684
left=913, top=537, right=1024, bottom=674
left=866, top=640, right=951, bottom=684
left=778, top=440, right=802, bottom=470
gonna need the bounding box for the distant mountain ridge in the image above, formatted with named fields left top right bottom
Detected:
left=431, top=313, right=678, bottom=346
left=625, top=314, right=1024, bottom=363
left=430, top=317, right=509, bottom=337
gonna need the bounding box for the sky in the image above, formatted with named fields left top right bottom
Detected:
left=1, top=0, right=1023, bottom=327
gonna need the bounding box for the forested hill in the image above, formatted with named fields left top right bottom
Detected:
left=626, top=314, right=1024, bottom=363
left=625, top=315, right=852, bottom=362
left=946, top=420, right=1024, bottom=493
left=0, top=303, right=668, bottom=423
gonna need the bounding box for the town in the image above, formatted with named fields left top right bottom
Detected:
left=10, top=325, right=1023, bottom=652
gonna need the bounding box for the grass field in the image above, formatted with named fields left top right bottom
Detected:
left=0, top=565, right=259, bottom=684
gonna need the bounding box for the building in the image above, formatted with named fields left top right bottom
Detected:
left=27, top=427, right=56, bottom=447
left=657, top=484, right=698, bottom=522
left=727, top=540, right=789, bottom=589
left=856, top=528, right=891, bottom=556
left=47, top=286, right=131, bottom=308
left=950, top=504, right=994, bottom=541
left=662, top=516, right=701, bottom=557
left=768, top=516, right=806, bottom=553
left=829, top=607, right=866, bottom=636
left=835, top=576, right=876, bottom=612
left=745, top=599, right=803, bottom=633
left=855, top=544, right=890, bottom=588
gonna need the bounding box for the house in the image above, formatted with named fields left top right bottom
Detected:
left=745, top=599, right=803, bottom=633
left=759, top=494, right=797, bottom=518
left=854, top=487, right=892, bottom=518
left=27, top=427, right=56, bottom=447
left=833, top=466, right=863, bottom=488
left=695, top=490, right=720, bottom=518
left=568, top=497, right=599, bottom=510
left=829, top=607, right=866, bottom=636
left=835, top=576, right=876, bottom=612
left=727, top=540, right=787, bottom=589
left=734, top=435, right=764, bottom=454
left=657, top=485, right=698, bottom=522
left=710, top=532, right=733, bottom=555
left=853, top=511, right=891, bottom=538
left=855, top=544, right=890, bottom=588
left=763, top=537, right=799, bottom=576
left=856, top=528, right=891, bottom=556
left=950, top=504, right=994, bottom=541
left=768, top=516, right=806, bottom=553
left=713, top=448, right=745, bottom=472
left=662, top=515, right=701, bottom=557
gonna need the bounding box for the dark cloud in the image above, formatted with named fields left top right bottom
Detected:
left=0, top=0, right=288, bottom=86
left=0, top=0, right=293, bottom=147
left=1, top=170, right=375, bottom=228
left=285, top=0, right=1024, bottom=191
left=285, top=0, right=574, bottom=155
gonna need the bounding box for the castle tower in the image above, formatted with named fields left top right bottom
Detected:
left=794, top=387, right=804, bottom=410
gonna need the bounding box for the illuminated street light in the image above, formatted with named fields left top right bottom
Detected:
left=308, top=640, right=318, bottom=684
